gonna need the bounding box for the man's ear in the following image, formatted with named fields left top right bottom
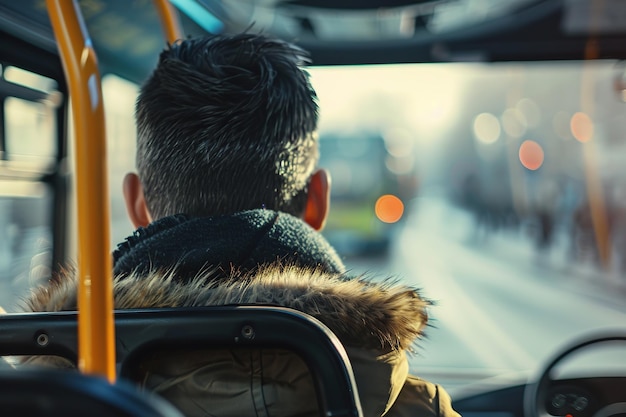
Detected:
left=303, top=169, right=331, bottom=231
left=123, top=173, right=152, bottom=228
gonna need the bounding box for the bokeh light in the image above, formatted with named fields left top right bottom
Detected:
left=516, top=98, right=541, bottom=127
left=375, top=194, right=404, bottom=223
left=570, top=112, right=593, bottom=142
left=386, top=155, right=415, bottom=175
left=473, top=113, right=501, bottom=144
left=383, top=127, right=414, bottom=157
left=518, top=140, right=544, bottom=171
left=501, top=108, right=527, bottom=138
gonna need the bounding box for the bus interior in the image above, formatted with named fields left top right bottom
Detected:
left=1, top=0, right=626, bottom=416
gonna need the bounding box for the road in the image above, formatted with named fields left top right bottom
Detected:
left=344, top=197, right=626, bottom=393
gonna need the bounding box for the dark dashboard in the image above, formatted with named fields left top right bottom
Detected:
left=454, top=333, right=626, bottom=417
left=455, top=377, right=626, bottom=417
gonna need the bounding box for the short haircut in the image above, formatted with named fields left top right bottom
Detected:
left=135, top=33, right=319, bottom=219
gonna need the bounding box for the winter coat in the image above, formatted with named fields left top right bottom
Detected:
left=21, top=210, right=461, bottom=417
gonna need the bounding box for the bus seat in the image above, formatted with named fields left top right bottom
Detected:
left=0, top=306, right=363, bottom=417
left=0, top=368, right=183, bottom=417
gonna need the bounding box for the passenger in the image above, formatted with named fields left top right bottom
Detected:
left=23, top=34, right=461, bottom=417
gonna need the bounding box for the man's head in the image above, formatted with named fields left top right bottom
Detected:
left=123, top=33, right=330, bottom=230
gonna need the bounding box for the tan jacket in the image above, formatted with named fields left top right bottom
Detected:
left=23, top=264, right=461, bottom=417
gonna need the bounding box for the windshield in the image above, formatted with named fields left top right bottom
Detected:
left=307, top=61, right=626, bottom=393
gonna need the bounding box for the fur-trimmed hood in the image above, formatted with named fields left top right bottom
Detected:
left=23, top=264, right=430, bottom=352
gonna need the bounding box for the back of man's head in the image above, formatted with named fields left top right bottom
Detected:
left=135, top=33, right=319, bottom=220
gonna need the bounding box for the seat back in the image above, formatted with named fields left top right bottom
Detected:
left=0, top=306, right=363, bottom=417
left=0, top=368, right=184, bottom=417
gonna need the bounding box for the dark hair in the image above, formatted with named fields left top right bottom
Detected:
left=135, top=33, right=319, bottom=219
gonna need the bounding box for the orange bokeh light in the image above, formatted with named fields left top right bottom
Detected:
left=518, top=140, right=544, bottom=171
left=375, top=194, right=404, bottom=224
left=570, top=112, right=593, bottom=142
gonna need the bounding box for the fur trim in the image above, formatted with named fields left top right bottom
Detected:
left=22, top=264, right=431, bottom=351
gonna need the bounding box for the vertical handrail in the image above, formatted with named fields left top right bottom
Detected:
left=580, top=0, right=611, bottom=271
left=46, top=0, right=116, bottom=381
left=154, top=0, right=183, bottom=44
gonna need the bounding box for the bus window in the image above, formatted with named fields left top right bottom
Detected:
left=4, top=66, right=58, bottom=162
left=0, top=66, right=59, bottom=311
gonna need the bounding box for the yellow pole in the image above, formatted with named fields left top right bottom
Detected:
left=46, top=0, right=116, bottom=381
left=580, top=0, right=611, bottom=271
left=154, top=0, right=183, bottom=44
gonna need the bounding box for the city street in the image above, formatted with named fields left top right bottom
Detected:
left=344, top=197, right=626, bottom=392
